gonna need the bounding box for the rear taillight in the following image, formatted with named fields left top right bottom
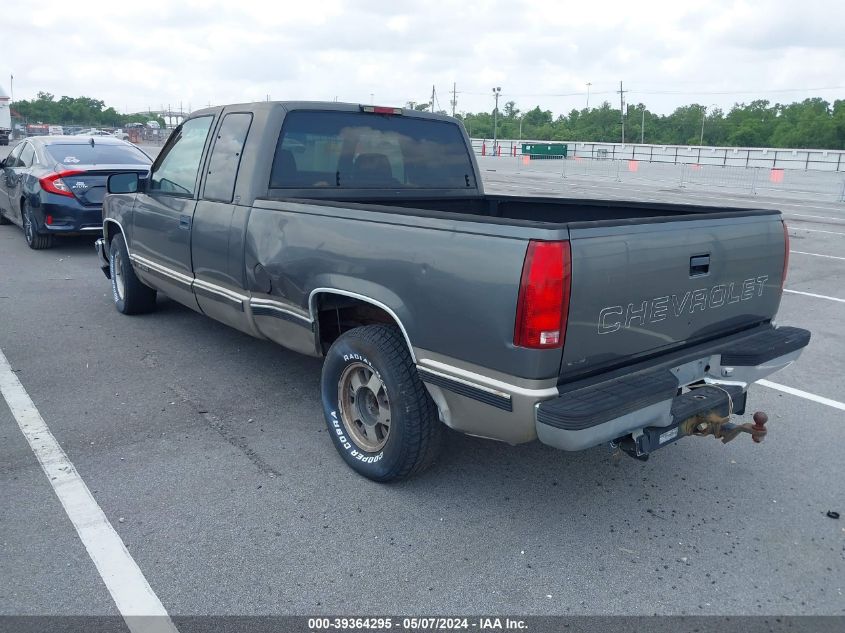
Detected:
left=514, top=240, right=572, bottom=349
left=39, top=170, right=84, bottom=197
left=781, top=220, right=790, bottom=292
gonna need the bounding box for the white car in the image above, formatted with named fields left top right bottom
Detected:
left=74, top=128, right=111, bottom=136
left=112, top=131, right=129, bottom=140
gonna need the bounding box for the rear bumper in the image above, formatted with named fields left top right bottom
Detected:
left=535, top=326, right=810, bottom=452
left=417, top=325, right=810, bottom=449
left=33, top=197, right=103, bottom=234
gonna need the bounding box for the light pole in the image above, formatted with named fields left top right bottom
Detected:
left=492, top=87, right=501, bottom=153
left=585, top=82, right=591, bottom=109
left=700, top=105, right=707, bottom=145
left=519, top=115, right=523, bottom=141
left=641, top=108, right=645, bottom=144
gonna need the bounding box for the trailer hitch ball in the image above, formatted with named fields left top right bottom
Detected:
left=751, top=411, right=768, bottom=443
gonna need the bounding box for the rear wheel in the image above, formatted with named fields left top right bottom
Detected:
left=109, top=233, right=157, bottom=314
left=320, top=324, right=443, bottom=482
left=22, top=201, right=52, bottom=249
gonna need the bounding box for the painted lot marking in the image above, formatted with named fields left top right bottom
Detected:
left=790, top=227, right=845, bottom=237
left=784, top=289, right=845, bottom=304
left=0, top=348, right=177, bottom=633
left=790, top=250, right=845, bottom=261
left=758, top=380, right=845, bottom=412
left=784, top=212, right=845, bottom=222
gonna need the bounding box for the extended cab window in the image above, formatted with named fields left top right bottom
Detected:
left=203, top=112, right=253, bottom=202
left=269, top=111, right=476, bottom=190
left=150, top=116, right=213, bottom=196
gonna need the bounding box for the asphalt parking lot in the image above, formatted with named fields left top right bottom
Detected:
left=1, top=143, right=843, bottom=622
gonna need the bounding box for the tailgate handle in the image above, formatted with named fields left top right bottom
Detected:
left=690, top=255, right=710, bottom=277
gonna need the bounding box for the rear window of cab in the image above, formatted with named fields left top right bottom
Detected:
left=269, top=111, right=476, bottom=190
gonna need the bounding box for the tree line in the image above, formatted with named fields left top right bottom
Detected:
left=446, top=98, right=845, bottom=150
left=12, top=92, right=166, bottom=129
left=13, top=92, right=845, bottom=149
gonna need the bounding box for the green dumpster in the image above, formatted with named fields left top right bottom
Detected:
left=522, top=143, right=567, bottom=159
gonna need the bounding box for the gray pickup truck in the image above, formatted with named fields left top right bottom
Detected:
left=95, top=101, right=810, bottom=481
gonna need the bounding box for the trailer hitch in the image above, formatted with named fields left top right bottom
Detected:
left=681, top=411, right=768, bottom=444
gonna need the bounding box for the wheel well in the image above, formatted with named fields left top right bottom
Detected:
left=104, top=221, right=121, bottom=244
left=315, top=294, right=405, bottom=354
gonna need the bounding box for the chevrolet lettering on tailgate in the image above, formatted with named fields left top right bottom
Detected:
left=598, top=275, right=770, bottom=335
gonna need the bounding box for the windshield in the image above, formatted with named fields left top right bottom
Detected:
left=45, top=143, right=151, bottom=166
left=270, top=111, right=476, bottom=190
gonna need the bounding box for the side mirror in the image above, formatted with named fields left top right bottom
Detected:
left=0, top=158, right=6, bottom=169
left=108, top=172, right=139, bottom=194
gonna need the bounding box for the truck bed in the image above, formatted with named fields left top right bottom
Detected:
left=254, top=193, right=785, bottom=382
left=265, top=193, right=776, bottom=227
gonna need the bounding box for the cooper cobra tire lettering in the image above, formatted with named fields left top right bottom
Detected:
left=320, top=325, right=442, bottom=482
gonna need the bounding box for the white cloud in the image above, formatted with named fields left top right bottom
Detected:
left=1, top=0, right=843, bottom=117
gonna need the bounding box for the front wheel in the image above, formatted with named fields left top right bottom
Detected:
left=321, top=324, right=443, bottom=482
left=109, top=233, right=157, bottom=314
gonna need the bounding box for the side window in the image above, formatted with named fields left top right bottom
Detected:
left=5, top=143, right=23, bottom=167
left=203, top=113, right=252, bottom=203
left=19, top=143, right=35, bottom=168
left=150, top=116, right=213, bottom=196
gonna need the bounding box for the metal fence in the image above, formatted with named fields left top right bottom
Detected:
left=476, top=154, right=845, bottom=203
left=471, top=139, right=845, bottom=172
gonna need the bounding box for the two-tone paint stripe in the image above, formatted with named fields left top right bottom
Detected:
left=131, top=255, right=312, bottom=324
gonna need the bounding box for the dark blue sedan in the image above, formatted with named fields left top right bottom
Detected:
left=0, top=136, right=151, bottom=249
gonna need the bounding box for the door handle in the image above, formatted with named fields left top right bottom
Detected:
left=179, top=214, right=191, bottom=230
left=690, top=254, right=710, bottom=277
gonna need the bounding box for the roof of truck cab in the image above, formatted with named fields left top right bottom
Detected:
left=188, top=101, right=458, bottom=123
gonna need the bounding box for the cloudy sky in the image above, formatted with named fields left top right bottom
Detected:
left=1, top=0, right=843, bottom=117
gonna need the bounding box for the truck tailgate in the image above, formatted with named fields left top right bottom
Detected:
left=561, top=213, right=786, bottom=379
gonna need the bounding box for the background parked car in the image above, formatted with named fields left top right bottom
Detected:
left=74, top=128, right=111, bottom=136
left=0, top=136, right=151, bottom=249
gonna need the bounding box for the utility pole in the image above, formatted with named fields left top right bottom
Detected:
left=585, top=82, right=591, bottom=109
left=451, top=82, right=457, bottom=117
left=641, top=108, right=645, bottom=144
left=9, top=74, right=13, bottom=106
left=431, top=85, right=436, bottom=113
left=700, top=105, right=707, bottom=145
left=492, top=86, right=501, bottom=152
left=617, top=81, right=627, bottom=144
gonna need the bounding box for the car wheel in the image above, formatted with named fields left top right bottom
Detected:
left=22, top=201, right=53, bottom=249
left=109, top=233, right=157, bottom=314
left=0, top=210, right=10, bottom=225
left=321, top=324, right=443, bottom=482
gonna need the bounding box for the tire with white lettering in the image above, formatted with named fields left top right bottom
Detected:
left=109, top=233, right=157, bottom=314
left=321, top=324, right=442, bottom=482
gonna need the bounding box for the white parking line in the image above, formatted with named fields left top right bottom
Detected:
left=0, top=349, right=178, bottom=633
left=784, top=212, right=845, bottom=222
left=790, top=250, right=845, bottom=261
left=783, top=289, right=845, bottom=303
left=758, top=380, right=845, bottom=412
left=790, top=227, right=845, bottom=237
